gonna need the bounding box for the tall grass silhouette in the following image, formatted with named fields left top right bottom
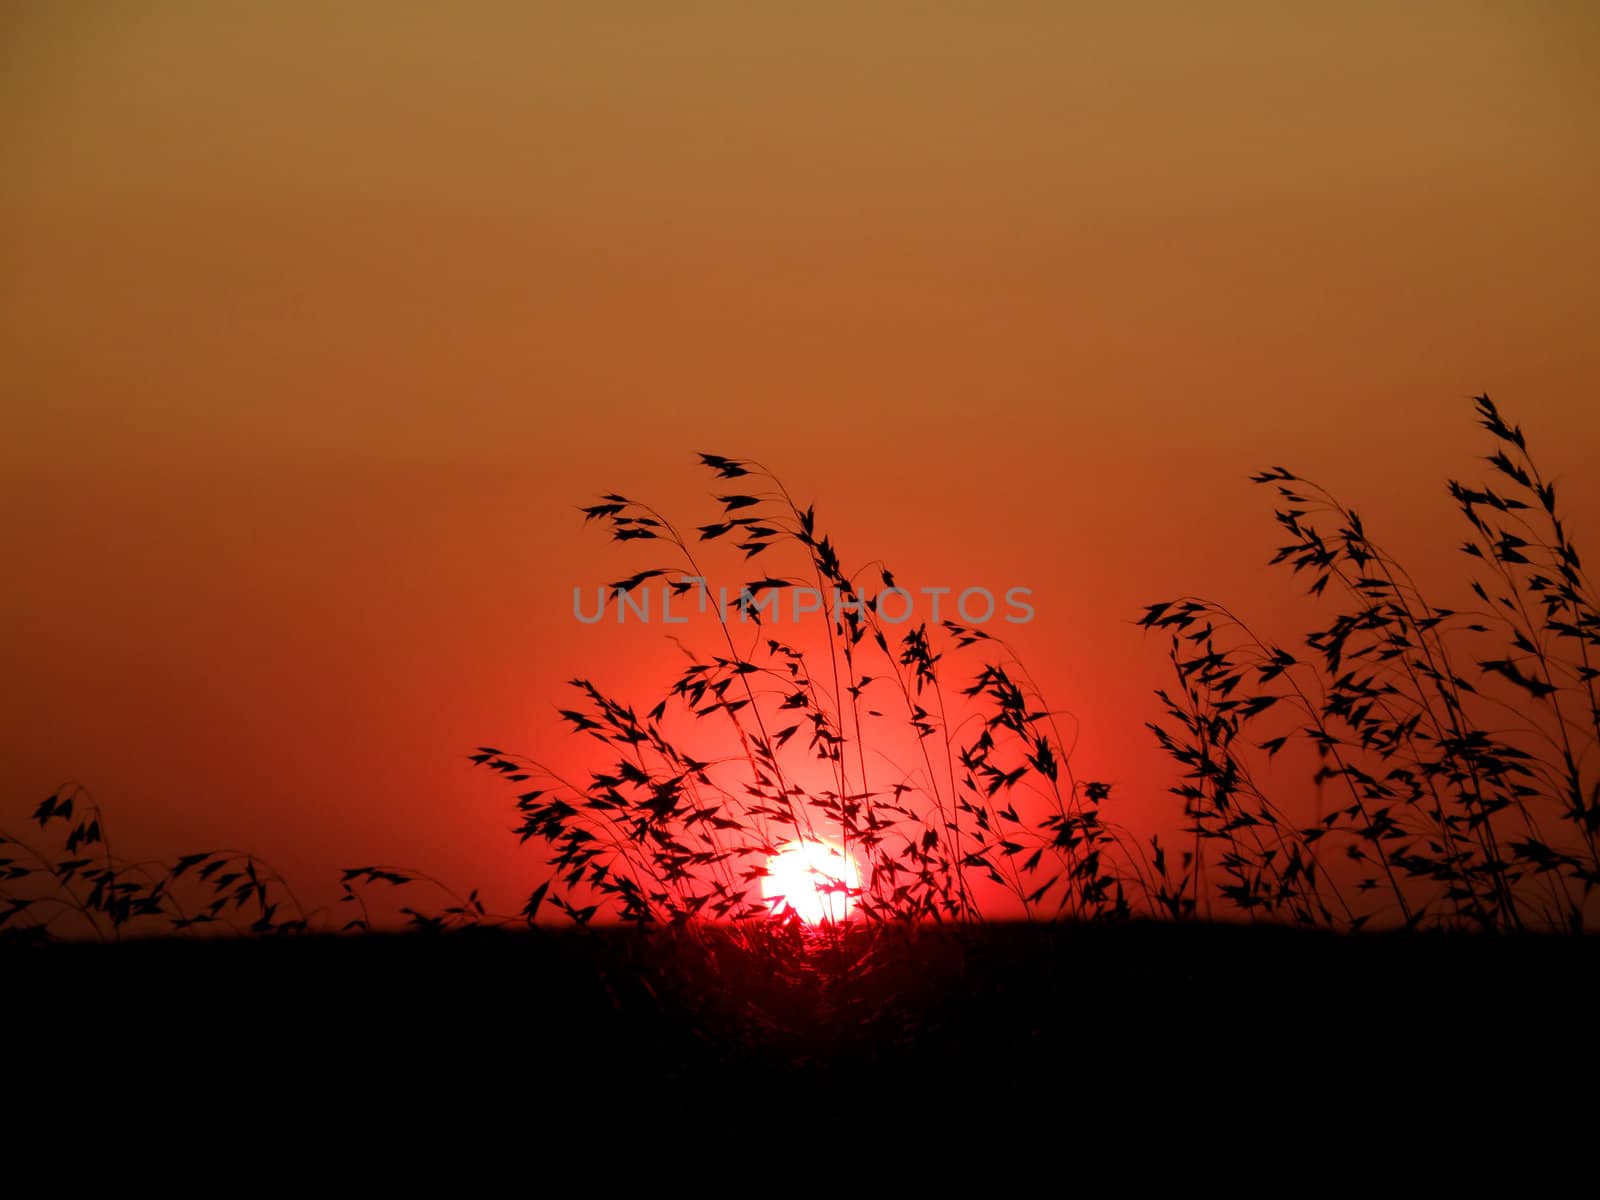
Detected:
left=5, top=394, right=1593, bottom=939
left=475, top=454, right=1127, bottom=929
left=1139, top=395, right=1598, bottom=931
left=473, top=394, right=1595, bottom=933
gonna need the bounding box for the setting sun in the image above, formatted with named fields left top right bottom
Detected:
left=763, top=840, right=862, bottom=924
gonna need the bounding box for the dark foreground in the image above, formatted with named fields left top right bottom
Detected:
left=3, top=928, right=1600, bottom=1120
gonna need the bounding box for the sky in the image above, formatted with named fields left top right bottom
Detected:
left=2, top=2, right=1597, bottom=921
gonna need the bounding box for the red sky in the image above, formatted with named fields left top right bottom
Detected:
left=3, top=2, right=1597, bottom=921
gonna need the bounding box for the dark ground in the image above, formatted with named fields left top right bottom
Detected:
left=8, top=922, right=1598, bottom=1113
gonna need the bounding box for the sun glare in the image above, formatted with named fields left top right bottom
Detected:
left=763, top=840, right=862, bottom=924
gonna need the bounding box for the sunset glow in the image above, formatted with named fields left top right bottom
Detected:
left=763, top=840, right=862, bottom=924
left=3, top=3, right=1596, bottom=929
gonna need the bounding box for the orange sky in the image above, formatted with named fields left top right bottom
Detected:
left=3, top=2, right=1597, bottom=920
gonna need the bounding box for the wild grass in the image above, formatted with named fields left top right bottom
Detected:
left=485, top=393, right=1597, bottom=934
left=474, top=451, right=1127, bottom=930
left=0, top=783, right=502, bottom=939
left=1139, top=395, right=1599, bottom=932
left=5, top=394, right=1593, bottom=942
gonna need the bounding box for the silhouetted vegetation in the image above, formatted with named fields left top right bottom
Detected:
left=0, top=784, right=502, bottom=939
left=5, top=395, right=1593, bottom=944
left=1140, top=396, right=1598, bottom=931
left=478, top=453, right=1127, bottom=930
left=480, top=393, right=1597, bottom=934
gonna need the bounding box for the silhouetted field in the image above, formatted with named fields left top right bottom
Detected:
left=481, top=396, right=1600, bottom=934
left=8, top=397, right=1598, bottom=1143
left=10, top=923, right=1597, bottom=1101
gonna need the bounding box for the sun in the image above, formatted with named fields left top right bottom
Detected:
left=763, top=839, right=862, bottom=924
